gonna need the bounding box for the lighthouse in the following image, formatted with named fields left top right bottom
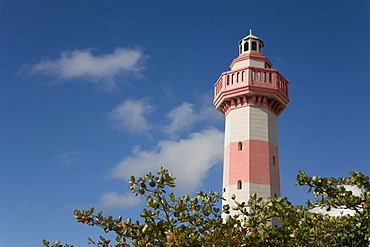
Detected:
left=213, top=30, right=289, bottom=215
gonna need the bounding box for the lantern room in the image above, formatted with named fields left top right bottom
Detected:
left=238, top=29, right=264, bottom=55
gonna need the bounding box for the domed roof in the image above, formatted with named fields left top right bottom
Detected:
left=244, top=29, right=259, bottom=39
left=238, top=29, right=264, bottom=46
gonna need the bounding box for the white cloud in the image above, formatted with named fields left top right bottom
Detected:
left=99, top=191, right=141, bottom=209
left=164, top=102, right=197, bottom=136
left=164, top=98, right=223, bottom=137
left=26, top=47, right=146, bottom=88
left=110, top=127, right=224, bottom=194
left=55, top=149, right=89, bottom=166
left=310, top=185, right=363, bottom=216
left=109, top=99, right=154, bottom=134
left=310, top=206, right=358, bottom=216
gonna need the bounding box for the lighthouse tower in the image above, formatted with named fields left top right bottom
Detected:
left=213, top=30, right=289, bottom=214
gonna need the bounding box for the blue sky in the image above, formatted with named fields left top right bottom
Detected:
left=1, top=0, right=370, bottom=246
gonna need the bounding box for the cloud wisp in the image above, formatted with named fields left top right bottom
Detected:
left=55, top=149, right=89, bottom=166
left=26, top=47, right=147, bottom=89
left=164, top=102, right=198, bottom=136
left=109, top=99, right=154, bottom=135
left=108, top=98, right=221, bottom=137
left=99, top=191, right=141, bottom=210
left=110, top=127, right=224, bottom=194
left=164, top=99, right=222, bottom=137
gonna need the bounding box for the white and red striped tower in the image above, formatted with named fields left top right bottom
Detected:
left=213, top=30, right=289, bottom=215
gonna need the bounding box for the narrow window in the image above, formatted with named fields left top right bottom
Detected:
left=238, top=142, right=243, bottom=151
left=223, top=188, right=226, bottom=192
left=244, top=42, right=249, bottom=52
left=237, top=180, right=242, bottom=190
left=252, top=41, right=257, bottom=51
left=273, top=156, right=276, bottom=166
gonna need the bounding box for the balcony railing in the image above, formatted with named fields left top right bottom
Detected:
left=214, top=66, right=289, bottom=100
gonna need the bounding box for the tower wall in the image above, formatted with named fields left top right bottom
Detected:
left=232, top=59, right=266, bottom=70
left=222, top=105, right=280, bottom=211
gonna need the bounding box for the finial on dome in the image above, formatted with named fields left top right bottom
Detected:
left=249, top=29, right=252, bottom=35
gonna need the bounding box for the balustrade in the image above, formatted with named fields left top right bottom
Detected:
left=214, top=66, right=288, bottom=99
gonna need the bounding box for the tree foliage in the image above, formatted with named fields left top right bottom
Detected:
left=43, top=168, right=370, bottom=247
